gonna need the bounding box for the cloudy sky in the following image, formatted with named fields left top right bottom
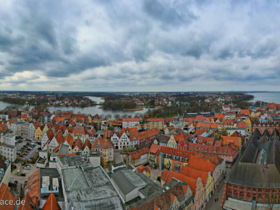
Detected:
left=0, top=0, right=280, bottom=91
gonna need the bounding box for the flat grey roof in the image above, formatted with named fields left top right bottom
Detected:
left=40, top=168, right=64, bottom=201
left=62, top=166, right=122, bottom=210
left=112, top=169, right=147, bottom=195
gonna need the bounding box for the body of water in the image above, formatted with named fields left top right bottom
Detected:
left=48, top=106, right=150, bottom=117
left=248, top=92, right=280, bottom=104
left=0, top=96, right=150, bottom=118
left=86, top=96, right=105, bottom=104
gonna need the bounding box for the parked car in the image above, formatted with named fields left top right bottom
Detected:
left=24, top=166, right=31, bottom=170
left=21, top=173, right=26, bottom=177
left=20, top=154, right=24, bottom=157
left=15, top=159, right=19, bottom=163
left=21, top=162, right=25, bottom=166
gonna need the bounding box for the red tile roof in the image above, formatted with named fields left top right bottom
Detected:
left=0, top=183, right=16, bottom=210
left=147, top=118, right=164, bottom=122
left=24, top=170, right=40, bottom=206
left=55, top=130, right=64, bottom=144
left=18, top=192, right=35, bottom=210
left=149, top=144, right=161, bottom=154
left=130, top=147, right=149, bottom=159
left=64, top=133, right=74, bottom=147
left=42, top=193, right=61, bottom=210
left=181, top=166, right=209, bottom=186
left=161, top=169, right=197, bottom=194
left=188, top=155, right=216, bottom=173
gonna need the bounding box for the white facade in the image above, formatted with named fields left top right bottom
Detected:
left=28, top=123, right=36, bottom=141
left=122, top=120, right=140, bottom=129
left=0, top=161, right=11, bottom=187
left=111, top=133, right=131, bottom=149
left=0, top=134, right=16, bottom=162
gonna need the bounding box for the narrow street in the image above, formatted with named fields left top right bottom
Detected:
left=205, top=180, right=225, bottom=210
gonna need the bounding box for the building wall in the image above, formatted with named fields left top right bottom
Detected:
left=0, top=163, right=11, bottom=186
left=0, top=145, right=16, bottom=162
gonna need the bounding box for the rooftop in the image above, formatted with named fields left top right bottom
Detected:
left=62, top=166, right=122, bottom=210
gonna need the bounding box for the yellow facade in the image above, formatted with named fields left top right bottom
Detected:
left=245, top=118, right=252, bottom=133
left=205, top=174, right=214, bottom=201
left=35, top=127, right=43, bottom=140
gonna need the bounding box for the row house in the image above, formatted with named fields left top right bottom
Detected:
left=157, top=146, right=195, bottom=171
left=161, top=169, right=205, bottom=210
left=11, top=121, right=29, bottom=138
left=128, top=181, right=193, bottom=210
left=91, top=138, right=114, bottom=162
left=188, top=142, right=239, bottom=163
left=0, top=134, right=16, bottom=162
left=161, top=154, right=225, bottom=210
left=221, top=136, right=242, bottom=150
left=121, top=118, right=141, bottom=130
left=111, top=128, right=159, bottom=149
left=144, top=118, right=165, bottom=130
left=128, top=147, right=149, bottom=166
left=72, top=126, right=89, bottom=143
left=111, top=132, right=130, bottom=149
left=28, top=121, right=41, bottom=141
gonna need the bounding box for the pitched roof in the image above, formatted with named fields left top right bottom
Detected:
left=214, top=113, right=225, bottom=119
left=73, top=138, right=83, bottom=150
left=42, top=193, right=61, bottom=210
left=46, top=129, right=54, bottom=140
left=91, top=138, right=113, bottom=149
left=54, top=130, right=64, bottom=144
left=18, top=192, right=35, bottom=210
left=83, top=139, right=91, bottom=150
left=221, top=136, right=241, bottom=147
left=147, top=118, right=164, bottom=122
left=0, top=183, right=16, bottom=210
left=129, top=147, right=149, bottom=159
left=149, top=144, right=161, bottom=154
left=188, top=155, right=217, bottom=173
left=64, top=133, right=74, bottom=147
left=237, top=120, right=246, bottom=128
left=72, top=126, right=87, bottom=136
left=24, top=170, right=40, bottom=206
left=161, top=169, right=197, bottom=194
left=181, top=166, right=209, bottom=186
left=129, top=182, right=187, bottom=210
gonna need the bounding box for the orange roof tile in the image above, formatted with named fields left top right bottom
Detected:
left=0, top=183, right=16, bottom=210
left=149, top=144, right=161, bottom=154
left=42, top=193, right=61, bottom=210
left=18, top=192, right=35, bottom=210
left=130, top=147, right=149, bottom=159
left=181, top=166, right=209, bottom=186
left=55, top=130, right=64, bottom=144
left=188, top=155, right=216, bottom=173
left=64, top=133, right=74, bottom=147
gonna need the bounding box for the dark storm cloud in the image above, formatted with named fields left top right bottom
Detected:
left=0, top=0, right=280, bottom=90
left=142, top=0, right=195, bottom=25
